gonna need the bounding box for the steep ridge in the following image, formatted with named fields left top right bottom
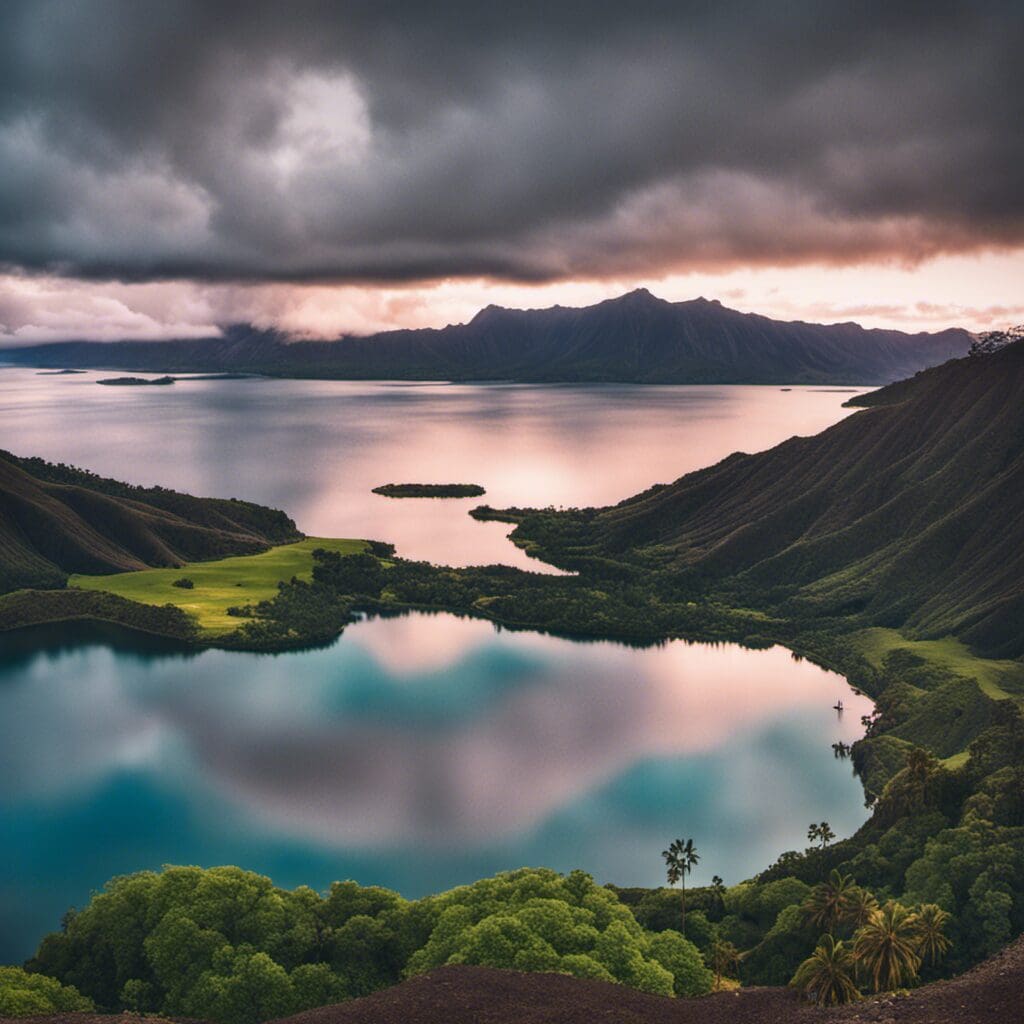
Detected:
left=511, top=341, right=1024, bottom=657
left=0, top=451, right=300, bottom=593
left=2, top=291, right=969, bottom=384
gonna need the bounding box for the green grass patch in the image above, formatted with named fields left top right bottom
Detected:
left=69, top=538, right=367, bottom=636
left=852, top=627, right=1024, bottom=703
left=942, top=750, right=970, bottom=769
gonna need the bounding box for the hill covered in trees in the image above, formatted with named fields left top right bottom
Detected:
left=0, top=451, right=300, bottom=594
left=2, top=291, right=969, bottom=385
left=485, top=337, right=1024, bottom=659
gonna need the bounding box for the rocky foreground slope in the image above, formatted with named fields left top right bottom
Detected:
left=3, top=934, right=1020, bottom=1024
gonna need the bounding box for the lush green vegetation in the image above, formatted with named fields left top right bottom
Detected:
left=786, top=872, right=953, bottom=1004
left=0, top=448, right=300, bottom=599
left=478, top=341, right=1024, bottom=660
left=0, top=449, right=300, bottom=547
left=0, top=966, right=93, bottom=1016
left=852, top=629, right=1024, bottom=704
left=372, top=483, right=486, bottom=498
left=79, top=538, right=1012, bottom=1002
left=23, top=866, right=710, bottom=1023
left=243, top=546, right=778, bottom=646
left=70, top=538, right=369, bottom=636
left=0, top=587, right=198, bottom=641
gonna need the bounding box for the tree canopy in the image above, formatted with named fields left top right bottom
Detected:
left=25, top=865, right=712, bottom=1023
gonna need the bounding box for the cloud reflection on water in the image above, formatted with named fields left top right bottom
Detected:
left=0, top=614, right=871, bottom=849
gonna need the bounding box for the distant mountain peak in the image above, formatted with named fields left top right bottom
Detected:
left=606, top=286, right=668, bottom=309
left=469, top=303, right=508, bottom=324
left=4, top=291, right=971, bottom=385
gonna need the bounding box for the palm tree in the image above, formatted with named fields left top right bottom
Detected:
left=913, top=904, right=952, bottom=966
left=843, top=887, right=879, bottom=931
left=853, top=902, right=922, bottom=992
left=790, top=934, right=860, bottom=1006
left=662, top=837, right=699, bottom=936
left=710, top=874, right=727, bottom=919
left=807, top=821, right=835, bottom=848
left=802, top=870, right=857, bottom=934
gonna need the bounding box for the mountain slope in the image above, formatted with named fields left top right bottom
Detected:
left=2, top=291, right=969, bottom=384
left=0, top=451, right=300, bottom=593
left=507, top=341, right=1024, bottom=657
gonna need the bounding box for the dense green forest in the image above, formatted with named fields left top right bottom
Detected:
left=25, top=867, right=712, bottom=1023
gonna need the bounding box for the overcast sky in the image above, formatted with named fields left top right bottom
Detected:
left=1, top=1, right=1021, bottom=342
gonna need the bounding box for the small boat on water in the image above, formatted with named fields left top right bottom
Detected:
left=833, top=700, right=844, bottom=711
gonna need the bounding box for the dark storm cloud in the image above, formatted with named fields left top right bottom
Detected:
left=0, top=0, right=1020, bottom=282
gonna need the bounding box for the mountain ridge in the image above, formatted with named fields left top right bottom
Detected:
left=2, top=292, right=970, bottom=385
left=0, top=451, right=300, bottom=594
left=497, top=340, right=1024, bottom=658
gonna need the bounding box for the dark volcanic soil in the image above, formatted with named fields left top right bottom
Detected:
left=4, top=937, right=1020, bottom=1024
left=271, top=936, right=1023, bottom=1024
left=281, top=971, right=795, bottom=1024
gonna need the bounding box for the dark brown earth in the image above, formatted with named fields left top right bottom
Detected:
left=268, top=938, right=1023, bottom=1024
left=5, top=937, right=1019, bottom=1024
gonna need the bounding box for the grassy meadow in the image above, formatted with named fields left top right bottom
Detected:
left=69, top=538, right=367, bottom=636
left=852, top=627, right=1024, bottom=703
left=851, top=627, right=1024, bottom=768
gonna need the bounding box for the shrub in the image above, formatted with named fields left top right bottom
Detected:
left=405, top=868, right=679, bottom=996
left=646, top=930, right=714, bottom=996
left=0, top=966, right=94, bottom=1016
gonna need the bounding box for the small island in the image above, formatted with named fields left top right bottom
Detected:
left=372, top=482, right=486, bottom=498
left=36, top=369, right=88, bottom=376
left=97, top=375, right=176, bottom=386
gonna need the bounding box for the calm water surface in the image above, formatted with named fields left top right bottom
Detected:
left=0, top=369, right=870, bottom=960
left=0, top=368, right=863, bottom=568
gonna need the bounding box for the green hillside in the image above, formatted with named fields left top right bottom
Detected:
left=70, top=537, right=367, bottom=636
left=0, top=450, right=301, bottom=595
left=497, top=341, right=1024, bottom=658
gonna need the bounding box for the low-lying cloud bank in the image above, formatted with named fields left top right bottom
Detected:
left=2, top=261, right=1024, bottom=346
left=0, top=2, right=1021, bottom=286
